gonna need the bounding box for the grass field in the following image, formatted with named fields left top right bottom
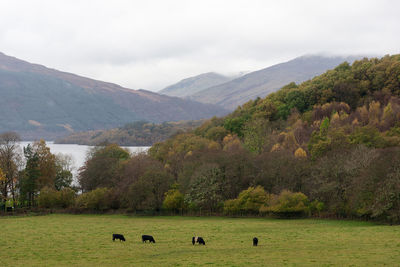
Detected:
left=0, top=214, right=399, bottom=266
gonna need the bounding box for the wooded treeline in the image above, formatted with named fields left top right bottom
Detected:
left=55, top=120, right=204, bottom=146
left=0, top=136, right=74, bottom=210
left=1, top=55, right=400, bottom=223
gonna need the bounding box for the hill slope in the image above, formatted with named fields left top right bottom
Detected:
left=159, top=72, right=233, bottom=98
left=190, top=55, right=362, bottom=110
left=148, top=55, right=400, bottom=223
left=0, top=52, right=228, bottom=140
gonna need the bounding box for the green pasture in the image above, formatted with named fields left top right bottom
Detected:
left=0, top=214, right=399, bottom=266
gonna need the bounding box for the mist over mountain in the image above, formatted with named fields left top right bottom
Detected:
left=0, top=52, right=228, bottom=140
left=159, top=72, right=233, bottom=98
left=188, top=55, right=364, bottom=110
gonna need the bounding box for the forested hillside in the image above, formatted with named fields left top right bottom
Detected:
left=3, top=55, right=400, bottom=224
left=145, top=55, right=400, bottom=222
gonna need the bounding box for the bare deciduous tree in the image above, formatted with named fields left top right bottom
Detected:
left=0, top=132, right=22, bottom=207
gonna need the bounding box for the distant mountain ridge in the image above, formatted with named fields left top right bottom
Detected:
left=0, top=52, right=228, bottom=140
left=159, top=72, right=233, bottom=98
left=187, top=55, right=364, bottom=110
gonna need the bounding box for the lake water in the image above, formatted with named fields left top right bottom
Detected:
left=19, top=142, right=149, bottom=178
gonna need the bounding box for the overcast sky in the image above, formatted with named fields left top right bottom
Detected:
left=0, top=0, right=399, bottom=91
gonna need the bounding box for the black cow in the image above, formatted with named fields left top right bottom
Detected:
left=253, top=237, right=258, bottom=246
left=112, top=234, right=126, bottom=242
left=142, top=235, right=156, bottom=243
left=192, top=236, right=206, bottom=245
left=197, top=237, right=206, bottom=245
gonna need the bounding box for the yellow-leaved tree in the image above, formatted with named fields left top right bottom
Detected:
left=294, top=147, right=307, bottom=158
left=0, top=168, right=5, bottom=183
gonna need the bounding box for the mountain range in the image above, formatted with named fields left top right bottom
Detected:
left=0, top=52, right=228, bottom=140
left=160, top=55, right=363, bottom=110
left=159, top=72, right=234, bottom=98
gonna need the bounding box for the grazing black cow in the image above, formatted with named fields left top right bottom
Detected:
left=197, top=237, right=206, bottom=245
left=253, top=237, right=258, bottom=246
left=142, top=235, right=156, bottom=243
left=192, top=236, right=205, bottom=245
left=112, top=234, right=126, bottom=242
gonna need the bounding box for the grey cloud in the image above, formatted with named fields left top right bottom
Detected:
left=0, top=0, right=399, bottom=91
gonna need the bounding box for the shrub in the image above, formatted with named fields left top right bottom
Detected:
left=260, top=190, right=310, bottom=218
left=75, top=188, right=110, bottom=211
left=224, top=186, right=270, bottom=215
left=309, top=200, right=325, bottom=216
left=37, top=187, right=76, bottom=209
left=162, top=189, right=185, bottom=212
left=223, top=199, right=240, bottom=215
left=38, top=187, right=59, bottom=208
left=59, top=188, right=76, bottom=208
